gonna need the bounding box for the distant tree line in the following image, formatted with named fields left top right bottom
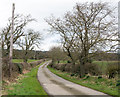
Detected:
left=2, top=49, right=49, bottom=60
left=2, top=48, right=118, bottom=61
left=49, top=46, right=118, bottom=61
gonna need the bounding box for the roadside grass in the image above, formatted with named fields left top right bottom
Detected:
left=48, top=66, right=118, bottom=97
left=5, top=62, right=47, bottom=95
left=12, top=59, right=40, bottom=63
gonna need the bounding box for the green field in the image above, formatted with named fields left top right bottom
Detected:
left=57, top=60, right=118, bottom=74
left=55, top=60, right=68, bottom=64
left=5, top=62, right=47, bottom=95
left=93, top=61, right=118, bottom=66
left=57, top=60, right=118, bottom=65
left=93, top=61, right=118, bottom=74
left=12, top=59, right=40, bottom=63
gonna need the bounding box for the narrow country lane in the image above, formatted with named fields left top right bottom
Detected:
left=37, top=61, right=112, bottom=97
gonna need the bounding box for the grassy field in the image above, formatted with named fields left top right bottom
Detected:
left=12, top=59, right=40, bottom=63
left=5, top=62, right=47, bottom=95
left=57, top=60, right=118, bottom=65
left=93, top=61, right=118, bottom=65
left=93, top=61, right=118, bottom=74
left=55, top=60, right=68, bottom=64
left=48, top=66, right=118, bottom=97
left=57, top=60, right=118, bottom=74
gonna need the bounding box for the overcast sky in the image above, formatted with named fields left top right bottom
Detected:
left=0, top=0, right=119, bottom=51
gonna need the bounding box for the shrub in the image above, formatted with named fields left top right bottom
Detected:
left=55, top=63, right=66, bottom=71
left=106, top=63, right=119, bottom=79
left=74, top=64, right=80, bottom=73
left=29, top=63, right=33, bottom=67
left=87, top=59, right=93, bottom=63
left=48, top=62, right=53, bottom=67
left=2, top=57, right=10, bottom=78
left=13, top=63, right=24, bottom=73
left=16, top=64, right=23, bottom=74
left=82, top=75, right=90, bottom=80
left=85, top=63, right=102, bottom=76
left=67, top=60, right=71, bottom=63
left=64, top=64, right=72, bottom=72
left=60, top=64, right=66, bottom=72
left=28, top=60, right=43, bottom=67
left=86, top=75, right=90, bottom=79
left=55, top=64, right=60, bottom=70
left=53, top=64, right=58, bottom=69
left=74, top=73, right=78, bottom=77
left=98, top=76, right=102, bottom=79
left=116, top=80, right=120, bottom=86
left=70, top=73, right=75, bottom=76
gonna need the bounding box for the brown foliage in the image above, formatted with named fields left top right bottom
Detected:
left=2, top=58, right=44, bottom=81
left=64, top=64, right=72, bottom=72
left=84, top=63, right=102, bottom=76
left=106, top=63, right=119, bottom=79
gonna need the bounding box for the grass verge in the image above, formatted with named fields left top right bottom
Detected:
left=5, top=63, right=47, bottom=95
left=48, top=66, right=118, bottom=97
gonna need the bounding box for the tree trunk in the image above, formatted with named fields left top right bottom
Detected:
left=71, top=61, right=75, bottom=73
left=78, top=54, right=86, bottom=78
left=24, top=50, right=28, bottom=63
left=80, top=64, right=85, bottom=78
left=8, top=56, right=13, bottom=78
left=79, top=60, right=85, bottom=78
left=66, top=49, right=76, bottom=73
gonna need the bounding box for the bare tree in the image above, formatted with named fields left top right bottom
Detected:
left=17, top=29, right=41, bottom=62
left=49, top=46, right=68, bottom=64
left=45, top=2, right=118, bottom=77
left=1, top=14, right=35, bottom=57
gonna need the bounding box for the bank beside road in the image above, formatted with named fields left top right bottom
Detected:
left=37, top=61, right=112, bottom=97
left=3, top=62, right=47, bottom=95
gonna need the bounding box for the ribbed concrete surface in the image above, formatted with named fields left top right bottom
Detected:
left=37, top=61, right=112, bottom=97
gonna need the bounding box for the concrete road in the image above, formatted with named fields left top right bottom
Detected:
left=37, top=61, right=112, bottom=97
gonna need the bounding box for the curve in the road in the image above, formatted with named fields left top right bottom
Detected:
left=37, top=61, right=112, bottom=97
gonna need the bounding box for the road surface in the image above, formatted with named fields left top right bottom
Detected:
left=37, top=61, right=112, bottom=97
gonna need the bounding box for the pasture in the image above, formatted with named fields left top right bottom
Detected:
left=12, top=59, right=40, bottom=63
